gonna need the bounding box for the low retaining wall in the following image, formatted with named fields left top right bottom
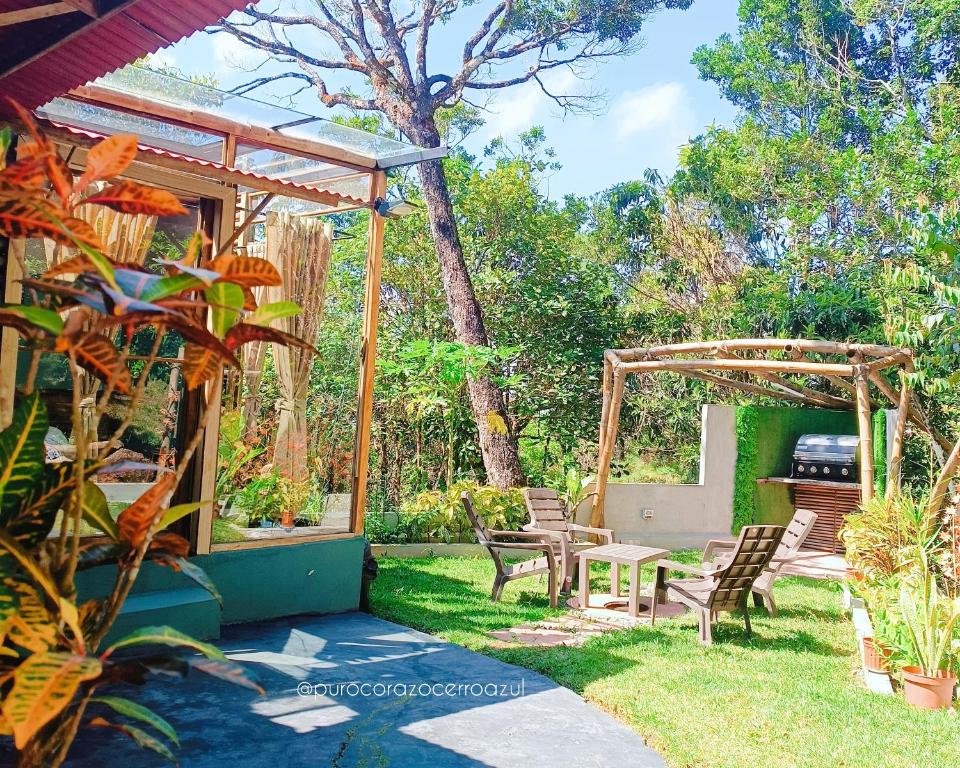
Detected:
left=573, top=405, right=737, bottom=549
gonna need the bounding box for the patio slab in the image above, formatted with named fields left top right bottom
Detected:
left=65, top=612, right=665, bottom=768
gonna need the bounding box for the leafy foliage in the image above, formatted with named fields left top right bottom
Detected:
left=0, top=107, right=307, bottom=767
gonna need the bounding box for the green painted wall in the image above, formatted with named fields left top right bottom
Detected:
left=76, top=536, right=365, bottom=642
left=733, top=407, right=858, bottom=531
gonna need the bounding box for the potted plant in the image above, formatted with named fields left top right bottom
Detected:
left=896, top=570, right=960, bottom=709
left=214, top=409, right=264, bottom=514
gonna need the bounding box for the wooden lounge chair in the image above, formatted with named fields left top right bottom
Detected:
left=522, top=488, right=615, bottom=592
left=651, top=524, right=786, bottom=645
left=702, top=508, right=817, bottom=617
left=462, top=492, right=559, bottom=608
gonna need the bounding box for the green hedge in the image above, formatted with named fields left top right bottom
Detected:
left=732, top=406, right=859, bottom=533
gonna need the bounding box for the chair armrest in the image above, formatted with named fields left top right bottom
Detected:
left=702, top=538, right=736, bottom=562
left=488, top=529, right=555, bottom=546
left=487, top=541, right=553, bottom=554
left=655, top=558, right=715, bottom=578
left=568, top=524, right=614, bottom=544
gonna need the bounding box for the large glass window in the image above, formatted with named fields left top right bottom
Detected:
left=8, top=191, right=201, bottom=537
left=210, top=200, right=360, bottom=545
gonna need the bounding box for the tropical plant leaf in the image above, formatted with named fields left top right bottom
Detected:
left=224, top=323, right=316, bottom=353
left=87, top=717, right=177, bottom=764
left=102, top=625, right=227, bottom=661
left=116, top=474, right=176, bottom=548
left=148, top=532, right=190, bottom=559
left=43, top=253, right=118, bottom=280
left=189, top=657, right=264, bottom=694
left=0, top=153, right=46, bottom=188
left=0, top=393, right=47, bottom=520
left=76, top=134, right=138, bottom=189
left=205, top=282, right=244, bottom=338
left=248, top=300, right=301, bottom=327
left=5, top=582, right=58, bottom=654
left=80, top=482, right=117, bottom=541
left=76, top=543, right=125, bottom=570
left=55, top=334, right=131, bottom=394
left=4, top=462, right=71, bottom=547
left=0, top=305, right=65, bottom=336
left=157, top=501, right=204, bottom=530
left=89, top=695, right=179, bottom=746
left=81, top=180, right=188, bottom=217
left=181, top=344, right=231, bottom=390
left=151, top=555, right=222, bottom=607
left=207, top=254, right=282, bottom=287
left=141, top=272, right=206, bottom=302
left=2, top=651, right=101, bottom=748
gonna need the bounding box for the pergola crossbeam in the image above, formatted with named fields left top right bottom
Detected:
left=590, top=338, right=917, bottom=531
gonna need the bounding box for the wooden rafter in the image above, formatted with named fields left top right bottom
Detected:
left=590, top=338, right=916, bottom=530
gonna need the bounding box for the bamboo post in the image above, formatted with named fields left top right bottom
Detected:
left=855, top=369, right=874, bottom=503
left=350, top=171, right=387, bottom=534
left=886, top=364, right=911, bottom=498
left=591, top=367, right=625, bottom=530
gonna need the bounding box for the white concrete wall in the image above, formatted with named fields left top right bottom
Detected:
left=573, top=404, right=737, bottom=550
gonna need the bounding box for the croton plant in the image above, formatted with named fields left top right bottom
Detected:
left=0, top=103, right=314, bottom=766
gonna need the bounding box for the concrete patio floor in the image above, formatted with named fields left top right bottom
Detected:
left=66, top=612, right=665, bottom=768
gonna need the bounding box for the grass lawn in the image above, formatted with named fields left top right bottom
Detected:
left=370, top=554, right=960, bottom=768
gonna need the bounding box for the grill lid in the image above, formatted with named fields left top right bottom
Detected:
left=793, top=433, right=859, bottom=462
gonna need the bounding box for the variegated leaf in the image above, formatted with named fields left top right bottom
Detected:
left=0, top=393, right=47, bottom=521
left=116, top=474, right=176, bottom=548
left=81, top=180, right=187, bottom=217
left=3, top=651, right=102, bottom=749
left=76, top=134, right=138, bottom=189
left=207, top=254, right=282, bottom=287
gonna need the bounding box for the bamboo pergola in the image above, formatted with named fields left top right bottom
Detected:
left=591, top=338, right=923, bottom=529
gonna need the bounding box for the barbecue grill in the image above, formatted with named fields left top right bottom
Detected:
left=791, top=433, right=859, bottom=482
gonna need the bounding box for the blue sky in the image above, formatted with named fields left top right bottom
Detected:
left=157, top=0, right=742, bottom=199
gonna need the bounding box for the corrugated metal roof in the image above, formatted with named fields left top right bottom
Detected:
left=0, top=0, right=249, bottom=112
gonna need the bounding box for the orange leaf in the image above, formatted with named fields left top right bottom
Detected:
left=181, top=344, right=229, bottom=390
left=55, top=335, right=131, bottom=394
left=241, top=286, right=258, bottom=311
left=81, top=180, right=187, bottom=217
left=207, top=255, right=282, bottom=288
left=76, top=134, right=138, bottom=190
left=224, top=323, right=316, bottom=353
left=148, top=531, right=190, bottom=559
left=43, top=252, right=118, bottom=279
left=1, top=154, right=47, bottom=188
left=45, top=153, right=73, bottom=204
left=0, top=194, right=98, bottom=247
left=116, top=474, right=176, bottom=547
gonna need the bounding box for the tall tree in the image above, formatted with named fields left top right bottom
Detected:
left=215, top=0, right=693, bottom=488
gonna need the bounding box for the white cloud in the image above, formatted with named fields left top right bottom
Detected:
left=609, top=82, right=694, bottom=142
left=480, top=68, right=581, bottom=141
left=212, top=33, right=259, bottom=71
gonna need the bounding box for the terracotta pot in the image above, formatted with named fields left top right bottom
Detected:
left=901, top=666, right=956, bottom=710
left=861, top=637, right=891, bottom=673
left=280, top=509, right=296, bottom=530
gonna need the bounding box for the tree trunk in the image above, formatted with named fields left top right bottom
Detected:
left=408, top=120, right=525, bottom=489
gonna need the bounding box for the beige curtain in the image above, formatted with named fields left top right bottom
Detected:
left=263, top=212, right=332, bottom=481
left=45, top=184, right=158, bottom=438
left=239, top=242, right=269, bottom=441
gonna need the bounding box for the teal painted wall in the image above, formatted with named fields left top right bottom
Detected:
left=77, top=536, right=365, bottom=642
left=733, top=407, right=858, bottom=531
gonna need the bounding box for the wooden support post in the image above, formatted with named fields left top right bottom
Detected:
left=855, top=370, right=874, bottom=503
left=887, top=364, right=911, bottom=498
left=591, top=368, right=625, bottom=530
left=351, top=171, right=387, bottom=534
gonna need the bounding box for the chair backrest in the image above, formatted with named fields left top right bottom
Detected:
left=523, top=488, right=570, bottom=535
left=775, top=508, right=817, bottom=560
left=708, top=525, right=786, bottom=612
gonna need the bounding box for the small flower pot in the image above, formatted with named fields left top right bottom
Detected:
left=901, top=667, right=956, bottom=710
left=280, top=510, right=296, bottom=530
left=861, top=637, right=891, bottom=673
left=259, top=520, right=274, bottom=529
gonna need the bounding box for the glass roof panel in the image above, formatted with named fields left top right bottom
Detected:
left=37, top=98, right=224, bottom=160
left=94, top=65, right=423, bottom=164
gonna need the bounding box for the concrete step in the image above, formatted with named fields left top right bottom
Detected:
left=103, top=587, right=221, bottom=648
